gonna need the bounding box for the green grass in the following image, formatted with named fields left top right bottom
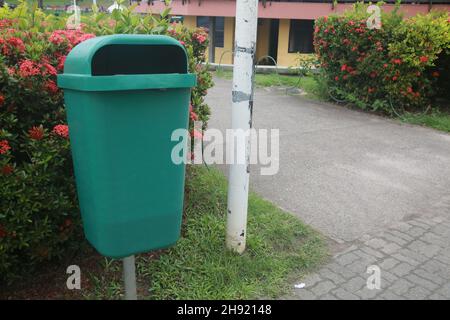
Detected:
left=401, top=111, right=450, bottom=133
left=215, top=70, right=324, bottom=100
left=253, top=73, right=301, bottom=88
left=85, top=166, right=327, bottom=300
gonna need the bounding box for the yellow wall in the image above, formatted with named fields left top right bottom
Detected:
left=182, top=16, right=234, bottom=65
left=183, top=16, right=310, bottom=67
left=183, top=16, right=196, bottom=29
left=277, top=19, right=299, bottom=68
left=256, top=19, right=270, bottom=63
left=214, top=17, right=234, bottom=65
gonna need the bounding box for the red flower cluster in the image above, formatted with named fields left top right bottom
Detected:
left=0, top=19, right=13, bottom=29
left=340, top=64, right=355, bottom=76
left=53, top=124, right=69, bottom=139
left=1, top=164, right=14, bottom=175
left=419, top=56, right=429, bottom=63
left=0, top=94, right=4, bottom=106
left=45, top=81, right=59, bottom=94
left=0, top=140, right=11, bottom=154
left=16, top=59, right=62, bottom=79
left=189, top=104, right=198, bottom=121
left=375, top=41, right=383, bottom=52
left=49, top=32, right=65, bottom=46
left=7, top=37, right=25, bottom=52
left=42, top=62, right=57, bottom=76
left=193, top=32, right=207, bottom=44
left=57, top=55, right=66, bottom=72
left=49, top=30, right=95, bottom=48
left=29, top=126, right=44, bottom=140
left=0, top=36, right=25, bottom=55
left=18, top=60, right=41, bottom=78
left=168, top=28, right=178, bottom=36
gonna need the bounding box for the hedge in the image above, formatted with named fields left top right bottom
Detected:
left=0, top=1, right=212, bottom=282
left=314, top=3, right=450, bottom=114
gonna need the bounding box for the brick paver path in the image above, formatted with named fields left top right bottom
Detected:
left=287, top=214, right=450, bottom=300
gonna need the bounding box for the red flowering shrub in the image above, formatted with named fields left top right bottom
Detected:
left=0, top=3, right=212, bottom=282
left=314, top=4, right=449, bottom=113
left=0, top=126, right=78, bottom=282
left=0, top=26, right=94, bottom=282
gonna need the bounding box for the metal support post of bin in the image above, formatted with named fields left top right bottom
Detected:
left=123, top=255, right=137, bottom=300
left=226, top=0, right=258, bottom=254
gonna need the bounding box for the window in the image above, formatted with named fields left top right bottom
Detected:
left=196, top=16, right=209, bottom=29
left=170, top=16, right=184, bottom=24
left=196, top=16, right=225, bottom=48
left=288, top=19, right=314, bottom=54
left=214, top=17, right=224, bottom=48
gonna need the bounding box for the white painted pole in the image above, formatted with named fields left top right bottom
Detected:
left=123, top=255, right=137, bottom=300
left=226, top=0, right=258, bottom=254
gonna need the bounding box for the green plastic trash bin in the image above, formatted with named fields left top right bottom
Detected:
left=57, top=34, right=196, bottom=258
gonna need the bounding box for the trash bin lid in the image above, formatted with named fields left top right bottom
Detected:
left=57, top=34, right=196, bottom=91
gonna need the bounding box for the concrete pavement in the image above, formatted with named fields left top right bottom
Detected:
left=205, top=77, right=450, bottom=299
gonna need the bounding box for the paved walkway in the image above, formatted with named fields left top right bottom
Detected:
left=206, top=77, right=450, bottom=300
left=287, top=215, right=450, bottom=300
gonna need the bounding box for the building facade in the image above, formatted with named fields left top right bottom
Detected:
left=135, top=0, right=450, bottom=67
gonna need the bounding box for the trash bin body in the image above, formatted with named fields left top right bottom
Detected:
left=57, top=35, right=196, bottom=258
